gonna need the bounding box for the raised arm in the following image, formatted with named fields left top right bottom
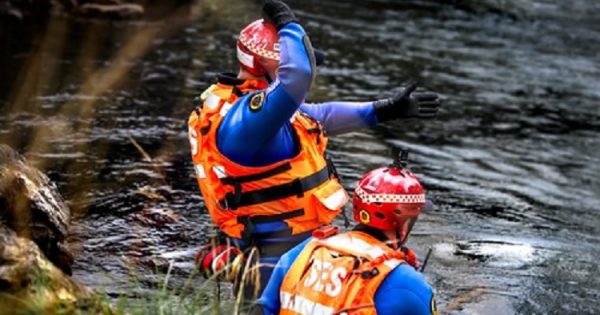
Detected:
left=217, top=1, right=316, bottom=162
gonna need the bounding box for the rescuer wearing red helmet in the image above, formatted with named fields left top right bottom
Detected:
left=255, top=152, right=438, bottom=315
left=189, top=0, right=441, bottom=296
left=236, top=19, right=281, bottom=79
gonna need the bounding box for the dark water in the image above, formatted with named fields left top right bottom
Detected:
left=1, top=0, right=599, bottom=313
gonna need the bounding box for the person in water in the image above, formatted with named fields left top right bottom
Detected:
left=188, top=0, right=440, bottom=295
left=255, top=154, right=438, bottom=315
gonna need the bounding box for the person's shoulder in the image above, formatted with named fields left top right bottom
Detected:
left=387, top=264, right=433, bottom=299
left=386, top=263, right=432, bottom=293
left=274, top=237, right=313, bottom=270
left=286, top=237, right=314, bottom=256
left=374, top=264, right=436, bottom=315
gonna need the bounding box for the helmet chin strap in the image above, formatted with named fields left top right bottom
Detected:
left=394, top=229, right=402, bottom=250
left=263, top=63, right=277, bottom=84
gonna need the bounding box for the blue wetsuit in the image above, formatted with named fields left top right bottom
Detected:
left=215, top=22, right=380, bottom=289
left=257, top=228, right=435, bottom=315
left=218, top=22, right=379, bottom=165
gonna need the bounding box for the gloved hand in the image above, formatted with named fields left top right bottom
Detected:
left=262, top=0, right=298, bottom=30
left=373, top=84, right=441, bottom=121
left=401, top=246, right=420, bottom=270
left=195, top=243, right=244, bottom=281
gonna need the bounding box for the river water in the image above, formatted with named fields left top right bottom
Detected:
left=1, top=0, right=599, bottom=314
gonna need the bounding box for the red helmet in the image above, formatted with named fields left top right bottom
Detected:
left=237, top=19, right=280, bottom=77
left=352, top=159, right=428, bottom=244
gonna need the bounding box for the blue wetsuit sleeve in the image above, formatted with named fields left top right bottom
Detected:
left=374, top=264, right=435, bottom=315
left=217, top=23, right=315, bottom=162
left=299, top=101, right=379, bottom=136
left=257, top=238, right=312, bottom=315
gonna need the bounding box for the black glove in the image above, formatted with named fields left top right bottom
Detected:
left=262, top=0, right=298, bottom=30
left=373, top=84, right=441, bottom=121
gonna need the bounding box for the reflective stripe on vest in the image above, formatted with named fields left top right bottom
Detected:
left=279, top=231, right=406, bottom=315
left=188, top=81, right=348, bottom=239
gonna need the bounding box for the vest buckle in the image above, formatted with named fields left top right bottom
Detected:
left=360, top=268, right=379, bottom=279
left=312, top=225, right=339, bottom=239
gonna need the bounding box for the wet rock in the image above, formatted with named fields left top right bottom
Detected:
left=0, top=0, right=145, bottom=20
left=443, top=287, right=517, bottom=314
left=0, top=145, right=109, bottom=312
left=0, top=144, right=73, bottom=274
left=0, top=1, right=24, bottom=20
left=0, top=0, right=53, bottom=18
left=0, top=0, right=146, bottom=19
left=133, top=207, right=178, bottom=227
left=0, top=225, right=98, bottom=314
left=77, top=3, right=144, bottom=19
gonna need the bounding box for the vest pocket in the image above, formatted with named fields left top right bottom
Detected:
left=311, top=180, right=348, bottom=224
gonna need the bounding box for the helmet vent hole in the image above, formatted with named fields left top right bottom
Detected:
left=375, top=212, right=385, bottom=219
left=374, top=202, right=382, bottom=206
left=394, top=209, right=402, bottom=215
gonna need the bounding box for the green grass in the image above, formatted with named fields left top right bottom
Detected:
left=0, top=252, right=263, bottom=315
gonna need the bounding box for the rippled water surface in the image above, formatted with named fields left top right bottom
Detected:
left=1, top=0, right=599, bottom=313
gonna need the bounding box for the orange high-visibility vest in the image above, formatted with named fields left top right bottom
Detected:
left=188, top=79, right=348, bottom=239
left=279, top=231, right=407, bottom=315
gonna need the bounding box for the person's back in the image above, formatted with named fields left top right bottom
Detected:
left=256, top=154, right=438, bottom=315
left=259, top=229, right=436, bottom=315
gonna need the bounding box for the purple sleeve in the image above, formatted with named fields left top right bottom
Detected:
left=299, top=101, right=379, bottom=136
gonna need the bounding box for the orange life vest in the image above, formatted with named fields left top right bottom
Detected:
left=279, top=230, right=407, bottom=315
left=188, top=79, right=348, bottom=239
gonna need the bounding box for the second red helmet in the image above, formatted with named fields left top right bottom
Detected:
left=352, top=160, right=428, bottom=243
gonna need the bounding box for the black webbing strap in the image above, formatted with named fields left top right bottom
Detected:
left=255, top=229, right=314, bottom=256
left=326, top=157, right=341, bottom=181
left=251, top=225, right=313, bottom=239
left=238, top=208, right=305, bottom=240
left=219, top=166, right=330, bottom=210
left=237, top=208, right=305, bottom=227
left=257, top=240, right=306, bottom=257
left=246, top=209, right=305, bottom=224
left=221, top=163, right=292, bottom=186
